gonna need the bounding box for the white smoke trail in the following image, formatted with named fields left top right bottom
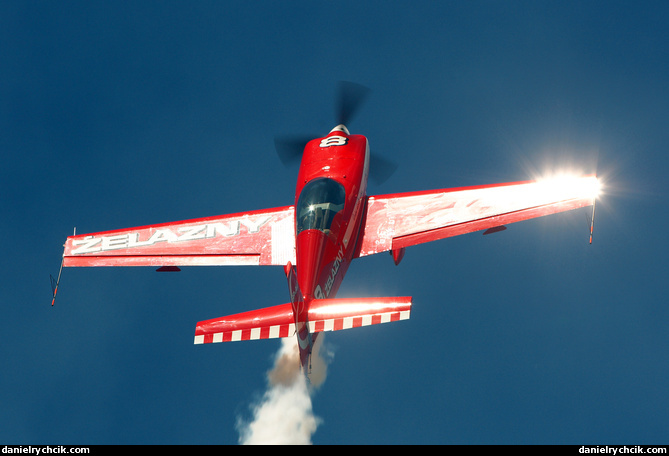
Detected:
left=237, top=335, right=332, bottom=445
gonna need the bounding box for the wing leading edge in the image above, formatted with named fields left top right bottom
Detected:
left=356, top=174, right=599, bottom=257
left=62, top=206, right=296, bottom=267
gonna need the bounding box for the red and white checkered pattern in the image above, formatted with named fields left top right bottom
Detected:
left=194, top=298, right=411, bottom=345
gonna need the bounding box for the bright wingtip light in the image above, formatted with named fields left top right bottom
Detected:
left=593, top=176, right=603, bottom=199
left=534, top=172, right=601, bottom=201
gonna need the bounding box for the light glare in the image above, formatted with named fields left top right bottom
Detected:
left=534, top=173, right=600, bottom=201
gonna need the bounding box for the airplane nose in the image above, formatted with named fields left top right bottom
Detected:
left=330, top=124, right=350, bottom=135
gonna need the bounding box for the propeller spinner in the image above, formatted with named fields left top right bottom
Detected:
left=274, top=82, right=396, bottom=184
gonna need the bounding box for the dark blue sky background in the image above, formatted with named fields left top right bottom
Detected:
left=2, top=1, right=668, bottom=444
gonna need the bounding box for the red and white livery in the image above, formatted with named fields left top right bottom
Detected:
left=55, top=87, right=600, bottom=373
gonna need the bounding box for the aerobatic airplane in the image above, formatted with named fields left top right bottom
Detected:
left=52, top=83, right=600, bottom=373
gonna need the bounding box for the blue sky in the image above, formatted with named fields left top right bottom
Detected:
left=2, top=0, right=668, bottom=444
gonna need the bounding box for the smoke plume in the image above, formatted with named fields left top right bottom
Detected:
left=237, top=335, right=331, bottom=444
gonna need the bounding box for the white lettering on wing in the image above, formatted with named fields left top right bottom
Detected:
left=70, top=215, right=271, bottom=255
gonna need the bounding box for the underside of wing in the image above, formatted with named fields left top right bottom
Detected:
left=355, top=175, right=599, bottom=257
left=62, top=206, right=295, bottom=267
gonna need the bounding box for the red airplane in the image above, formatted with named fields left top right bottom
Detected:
left=53, top=83, right=600, bottom=373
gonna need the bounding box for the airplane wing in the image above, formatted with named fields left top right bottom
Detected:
left=355, top=174, right=599, bottom=257
left=62, top=206, right=295, bottom=267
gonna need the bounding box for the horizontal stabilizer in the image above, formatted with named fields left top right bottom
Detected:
left=194, top=303, right=295, bottom=344
left=193, top=296, right=412, bottom=345
left=307, top=296, right=412, bottom=333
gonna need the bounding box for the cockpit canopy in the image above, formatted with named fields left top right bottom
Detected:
left=296, top=178, right=345, bottom=234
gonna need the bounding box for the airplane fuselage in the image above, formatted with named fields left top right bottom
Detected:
left=291, top=125, right=369, bottom=368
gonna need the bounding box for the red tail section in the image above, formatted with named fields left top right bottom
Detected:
left=195, top=260, right=412, bottom=373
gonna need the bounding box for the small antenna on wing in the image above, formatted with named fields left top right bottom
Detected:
left=50, top=256, right=64, bottom=306
left=51, top=228, right=74, bottom=306
left=589, top=200, right=596, bottom=244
